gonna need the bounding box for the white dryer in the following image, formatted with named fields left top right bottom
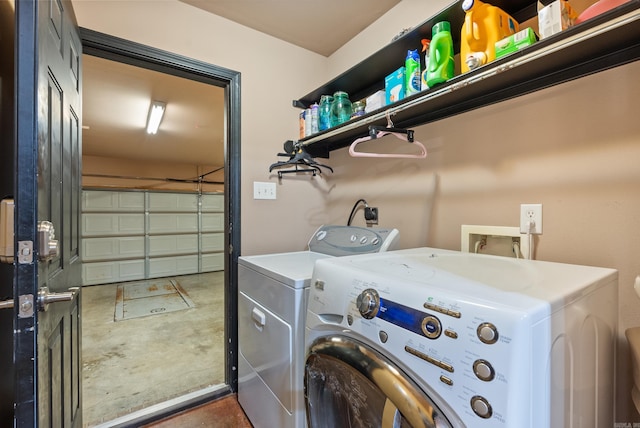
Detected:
left=305, top=247, right=618, bottom=428
left=238, top=225, right=399, bottom=428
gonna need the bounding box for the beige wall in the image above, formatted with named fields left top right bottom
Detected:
left=74, top=0, right=640, bottom=422
left=82, top=155, right=223, bottom=192
left=327, top=2, right=640, bottom=422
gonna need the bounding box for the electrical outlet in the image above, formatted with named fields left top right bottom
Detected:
left=365, top=207, right=378, bottom=225
left=520, top=204, right=542, bottom=234
left=253, top=182, right=276, bottom=200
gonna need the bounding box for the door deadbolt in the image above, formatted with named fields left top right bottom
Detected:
left=37, top=221, right=58, bottom=261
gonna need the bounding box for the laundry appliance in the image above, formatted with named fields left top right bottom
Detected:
left=305, top=247, right=617, bottom=428
left=238, top=225, right=400, bottom=428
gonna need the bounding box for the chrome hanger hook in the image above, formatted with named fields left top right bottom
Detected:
left=385, top=111, right=395, bottom=128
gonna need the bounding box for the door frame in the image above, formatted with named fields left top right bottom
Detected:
left=79, top=28, right=241, bottom=421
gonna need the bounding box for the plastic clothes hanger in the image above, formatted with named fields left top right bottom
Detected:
left=269, top=141, right=334, bottom=177
left=349, top=114, right=427, bottom=159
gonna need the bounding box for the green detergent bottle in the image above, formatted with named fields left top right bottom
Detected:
left=405, top=49, right=421, bottom=95
left=426, top=21, right=455, bottom=87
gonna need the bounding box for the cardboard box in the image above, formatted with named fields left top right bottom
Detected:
left=365, top=90, right=386, bottom=113
left=495, top=27, right=537, bottom=59
left=538, top=1, right=577, bottom=39
left=385, top=67, right=405, bottom=105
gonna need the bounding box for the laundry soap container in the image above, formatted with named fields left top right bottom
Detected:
left=460, top=0, right=519, bottom=73
left=426, top=21, right=454, bottom=88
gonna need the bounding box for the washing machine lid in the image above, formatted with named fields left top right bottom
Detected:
left=239, top=251, right=332, bottom=288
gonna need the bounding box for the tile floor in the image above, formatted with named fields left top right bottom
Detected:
left=82, top=272, right=226, bottom=427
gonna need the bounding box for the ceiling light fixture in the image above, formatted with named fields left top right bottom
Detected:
left=146, top=101, right=166, bottom=134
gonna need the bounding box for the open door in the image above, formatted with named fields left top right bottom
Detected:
left=14, top=0, right=83, bottom=426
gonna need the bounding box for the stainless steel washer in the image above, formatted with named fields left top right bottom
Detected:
left=238, top=225, right=399, bottom=428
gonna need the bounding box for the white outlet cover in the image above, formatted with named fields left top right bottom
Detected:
left=520, top=203, right=542, bottom=234
left=253, top=181, right=276, bottom=200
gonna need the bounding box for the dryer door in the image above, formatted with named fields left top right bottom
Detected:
left=305, top=335, right=460, bottom=428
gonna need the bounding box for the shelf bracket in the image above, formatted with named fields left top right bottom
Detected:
left=369, top=126, right=414, bottom=142
left=292, top=100, right=307, bottom=109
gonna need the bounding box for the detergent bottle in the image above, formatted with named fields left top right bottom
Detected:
left=426, top=21, right=454, bottom=88
left=460, top=0, right=519, bottom=73
left=420, top=39, right=430, bottom=91
left=405, top=49, right=421, bottom=96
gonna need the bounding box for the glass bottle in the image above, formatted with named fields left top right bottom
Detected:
left=318, top=95, right=333, bottom=131
left=310, top=103, right=319, bottom=134
left=329, top=91, right=352, bottom=127
left=351, top=101, right=365, bottom=119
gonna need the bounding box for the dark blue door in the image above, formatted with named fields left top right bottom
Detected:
left=14, top=1, right=83, bottom=426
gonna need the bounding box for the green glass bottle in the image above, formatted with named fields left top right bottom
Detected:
left=318, top=95, right=333, bottom=131
left=329, top=91, right=352, bottom=127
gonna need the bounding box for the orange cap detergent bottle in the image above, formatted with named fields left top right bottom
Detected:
left=460, top=0, right=519, bottom=73
left=420, top=39, right=431, bottom=90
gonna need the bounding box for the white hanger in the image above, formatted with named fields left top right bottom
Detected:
left=349, top=113, right=427, bottom=159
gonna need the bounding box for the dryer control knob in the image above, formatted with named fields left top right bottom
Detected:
left=471, top=395, right=492, bottom=419
left=356, top=289, right=380, bottom=319
left=473, top=359, right=495, bottom=381
left=477, top=322, right=499, bottom=344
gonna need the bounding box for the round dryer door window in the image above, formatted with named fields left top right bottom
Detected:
left=305, top=335, right=458, bottom=428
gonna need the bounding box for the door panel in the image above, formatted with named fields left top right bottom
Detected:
left=15, top=0, right=82, bottom=426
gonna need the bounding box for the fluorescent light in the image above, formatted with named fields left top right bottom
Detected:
left=146, top=101, right=166, bottom=134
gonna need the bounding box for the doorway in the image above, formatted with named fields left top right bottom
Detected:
left=80, top=28, right=241, bottom=425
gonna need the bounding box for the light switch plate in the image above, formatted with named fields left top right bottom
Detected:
left=253, top=182, right=276, bottom=200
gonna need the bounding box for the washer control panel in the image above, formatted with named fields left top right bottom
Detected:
left=308, top=225, right=399, bottom=256
left=347, top=283, right=514, bottom=426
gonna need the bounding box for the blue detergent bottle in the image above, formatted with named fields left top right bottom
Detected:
left=426, top=21, right=455, bottom=88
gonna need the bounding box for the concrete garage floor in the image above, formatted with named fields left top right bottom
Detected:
left=81, top=272, right=226, bottom=427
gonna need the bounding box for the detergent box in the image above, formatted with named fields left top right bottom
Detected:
left=495, top=27, right=537, bottom=59
left=538, top=0, right=577, bottom=39
left=385, top=67, right=405, bottom=105
left=365, top=90, right=386, bottom=113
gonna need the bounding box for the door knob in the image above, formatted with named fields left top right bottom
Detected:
left=38, top=286, right=78, bottom=311
left=0, top=299, right=14, bottom=310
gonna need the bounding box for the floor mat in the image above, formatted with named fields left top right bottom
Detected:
left=115, top=279, right=195, bottom=321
